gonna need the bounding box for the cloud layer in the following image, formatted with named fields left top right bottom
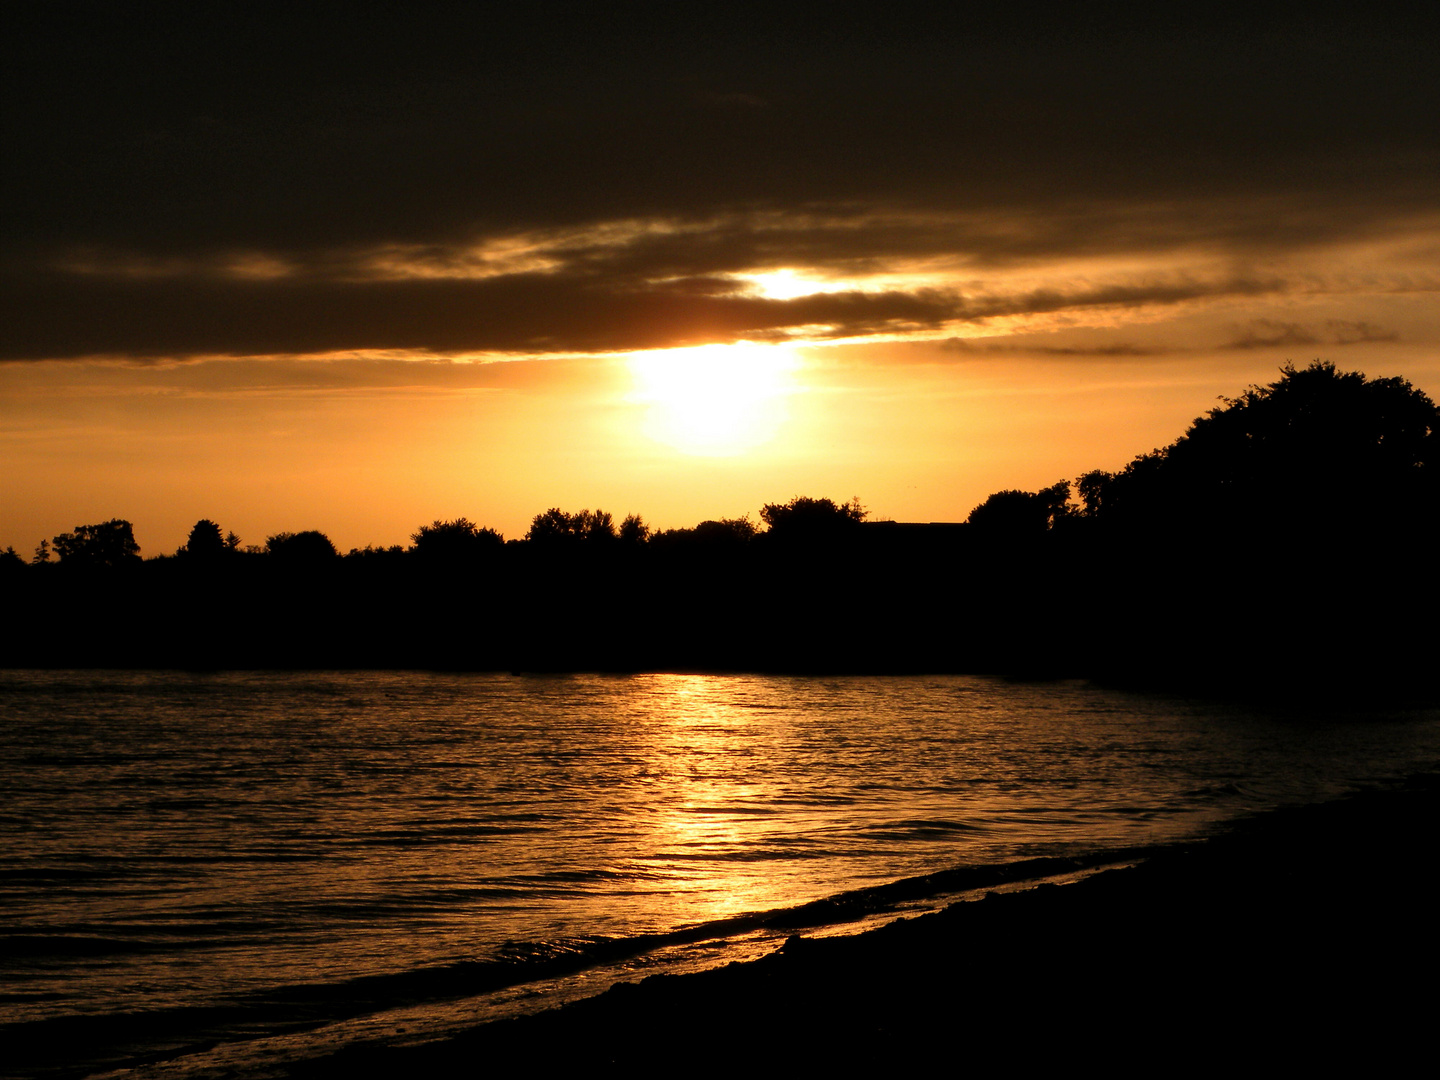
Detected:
left=7, top=6, right=1440, bottom=361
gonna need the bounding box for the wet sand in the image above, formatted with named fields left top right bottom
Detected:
left=300, top=775, right=1440, bottom=1073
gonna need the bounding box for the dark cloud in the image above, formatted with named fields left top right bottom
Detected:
left=0, top=270, right=948, bottom=360
left=1222, top=318, right=1400, bottom=350
left=940, top=340, right=1178, bottom=359
left=1223, top=320, right=1322, bottom=350
left=0, top=261, right=1298, bottom=361
left=968, top=278, right=1285, bottom=321
left=5, top=5, right=1440, bottom=360
left=1328, top=319, right=1399, bottom=345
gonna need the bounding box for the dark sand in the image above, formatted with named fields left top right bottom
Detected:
left=299, top=776, right=1440, bottom=1074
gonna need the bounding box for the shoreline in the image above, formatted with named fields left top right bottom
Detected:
left=292, top=774, right=1440, bottom=1072
left=51, top=852, right=1165, bottom=1080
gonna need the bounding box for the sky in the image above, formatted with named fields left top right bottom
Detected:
left=5, top=5, right=1440, bottom=554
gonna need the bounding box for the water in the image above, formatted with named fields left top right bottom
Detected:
left=3, top=670, right=1439, bottom=1077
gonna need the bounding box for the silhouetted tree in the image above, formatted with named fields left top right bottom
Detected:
left=1075, top=470, right=1112, bottom=517
left=52, top=519, right=140, bottom=567
left=182, top=519, right=240, bottom=558
left=652, top=517, right=758, bottom=551
left=696, top=516, right=758, bottom=543
left=410, top=518, right=504, bottom=560
left=760, top=497, right=866, bottom=540
left=525, top=508, right=617, bottom=545
left=265, top=530, right=338, bottom=562
left=1081, top=362, right=1439, bottom=534
left=31, top=539, right=51, bottom=565
left=526, top=508, right=572, bottom=544
left=185, top=519, right=224, bottom=555
left=618, top=514, right=651, bottom=544
left=967, top=482, right=1071, bottom=535
left=577, top=510, right=616, bottom=543
left=0, top=546, right=24, bottom=590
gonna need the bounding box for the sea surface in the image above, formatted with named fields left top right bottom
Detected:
left=4, top=670, right=1440, bottom=1077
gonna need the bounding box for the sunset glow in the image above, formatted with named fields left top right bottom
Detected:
left=5, top=7, right=1440, bottom=558
left=9, top=12, right=1440, bottom=1074
left=738, top=269, right=852, bottom=301
left=627, top=343, right=801, bottom=456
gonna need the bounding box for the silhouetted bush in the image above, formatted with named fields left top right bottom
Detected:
left=652, top=517, right=758, bottom=551
left=695, top=517, right=758, bottom=543
left=265, top=530, right=339, bottom=562
left=346, top=544, right=407, bottom=562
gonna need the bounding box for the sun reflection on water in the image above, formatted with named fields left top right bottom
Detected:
left=10, top=669, right=1438, bottom=1048
left=636, top=675, right=806, bottom=920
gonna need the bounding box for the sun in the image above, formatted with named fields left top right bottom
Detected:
left=627, top=342, right=801, bottom=456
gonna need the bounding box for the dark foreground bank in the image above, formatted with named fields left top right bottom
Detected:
left=297, top=776, right=1440, bottom=1074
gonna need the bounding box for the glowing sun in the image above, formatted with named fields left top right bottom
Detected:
left=628, top=342, right=800, bottom=456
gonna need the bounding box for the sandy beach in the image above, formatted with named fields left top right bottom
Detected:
left=294, top=775, right=1440, bottom=1074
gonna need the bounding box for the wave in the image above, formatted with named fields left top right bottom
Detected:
left=1, top=842, right=1157, bottom=1079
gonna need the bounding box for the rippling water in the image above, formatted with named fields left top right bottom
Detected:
left=4, top=670, right=1440, bottom=1076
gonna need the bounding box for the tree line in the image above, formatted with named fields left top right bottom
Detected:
left=3, top=498, right=869, bottom=570
left=14, top=360, right=1433, bottom=571
left=3, top=362, right=1437, bottom=698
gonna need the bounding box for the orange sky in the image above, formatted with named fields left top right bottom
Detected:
left=5, top=327, right=1438, bottom=557
left=6, top=9, right=1440, bottom=555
